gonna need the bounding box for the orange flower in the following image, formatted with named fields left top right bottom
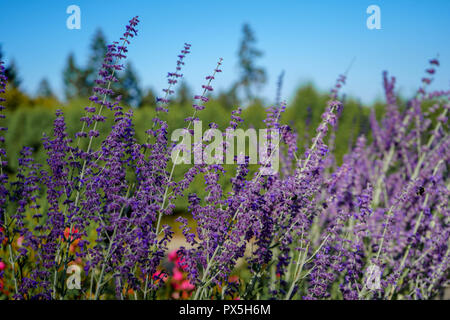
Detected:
left=63, top=227, right=80, bottom=253
left=181, top=290, right=191, bottom=299
left=122, top=287, right=135, bottom=296
left=64, top=227, right=79, bottom=241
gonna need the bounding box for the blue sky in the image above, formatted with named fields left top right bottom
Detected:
left=0, top=0, right=449, bottom=105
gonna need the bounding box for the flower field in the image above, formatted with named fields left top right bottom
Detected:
left=0, top=16, right=449, bottom=300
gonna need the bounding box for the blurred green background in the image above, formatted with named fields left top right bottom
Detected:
left=0, top=24, right=395, bottom=213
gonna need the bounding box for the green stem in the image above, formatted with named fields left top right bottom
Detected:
left=387, top=159, right=444, bottom=299
left=7, top=242, right=19, bottom=296
left=285, top=243, right=309, bottom=300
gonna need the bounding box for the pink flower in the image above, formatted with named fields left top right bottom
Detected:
left=0, top=261, right=5, bottom=271
left=180, top=280, right=195, bottom=291
left=168, top=250, right=178, bottom=262
left=16, top=236, right=24, bottom=247
left=172, top=282, right=181, bottom=291
left=152, top=270, right=168, bottom=283
left=168, top=250, right=188, bottom=270
left=172, top=268, right=184, bottom=281
left=177, top=258, right=188, bottom=271
left=171, top=292, right=180, bottom=299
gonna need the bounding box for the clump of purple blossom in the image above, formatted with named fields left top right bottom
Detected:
left=0, top=16, right=448, bottom=300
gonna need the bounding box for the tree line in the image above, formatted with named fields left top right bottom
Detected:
left=0, top=23, right=267, bottom=111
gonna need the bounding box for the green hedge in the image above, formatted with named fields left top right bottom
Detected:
left=3, top=84, right=379, bottom=211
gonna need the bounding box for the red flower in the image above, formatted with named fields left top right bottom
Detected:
left=152, top=270, right=168, bottom=283
left=180, top=280, right=195, bottom=291
left=63, top=227, right=81, bottom=253
left=64, top=227, right=79, bottom=241
left=168, top=249, right=188, bottom=271
left=172, top=268, right=184, bottom=281
left=168, top=250, right=178, bottom=262
left=0, top=227, right=7, bottom=246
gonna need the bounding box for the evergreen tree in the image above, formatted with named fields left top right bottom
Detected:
left=86, top=29, right=108, bottom=91
left=4, top=59, right=21, bottom=88
left=116, top=62, right=142, bottom=107
left=139, top=88, right=156, bottom=108
left=36, top=78, right=54, bottom=98
left=0, top=45, right=21, bottom=88
left=62, top=53, right=91, bottom=99
left=63, top=53, right=80, bottom=99
left=0, top=44, right=4, bottom=62
left=62, top=30, right=108, bottom=101
left=217, top=83, right=239, bottom=110
left=237, top=23, right=266, bottom=101
left=175, top=81, right=191, bottom=105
